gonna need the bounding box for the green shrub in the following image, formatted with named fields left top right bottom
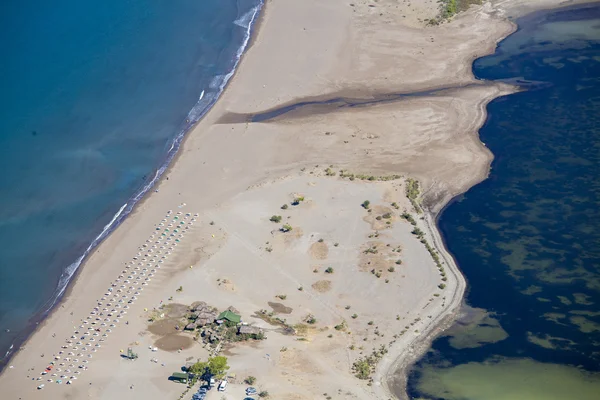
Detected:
left=270, top=215, right=282, bottom=223
left=292, top=196, right=305, bottom=206
left=406, top=178, right=422, bottom=213
left=353, top=358, right=371, bottom=379
left=411, top=227, right=425, bottom=238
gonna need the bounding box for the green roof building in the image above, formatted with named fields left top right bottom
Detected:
left=171, top=372, right=189, bottom=383
left=217, top=310, right=241, bottom=324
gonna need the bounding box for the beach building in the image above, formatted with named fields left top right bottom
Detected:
left=238, top=325, right=261, bottom=335
left=217, top=310, right=241, bottom=324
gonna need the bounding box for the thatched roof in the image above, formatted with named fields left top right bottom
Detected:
left=196, top=311, right=216, bottom=319
left=197, top=317, right=214, bottom=327
left=238, top=325, right=262, bottom=335
left=184, top=323, right=197, bottom=330
left=226, top=306, right=240, bottom=314
left=191, top=301, right=208, bottom=311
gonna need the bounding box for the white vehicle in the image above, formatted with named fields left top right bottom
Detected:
left=218, top=380, right=228, bottom=392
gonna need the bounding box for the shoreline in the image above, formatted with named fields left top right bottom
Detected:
left=0, top=1, right=587, bottom=399
left=374, top=76, right=518, bottom=399
left=380, top=1, right=599, bottom=397
left=0, top=0, right=265, bottom=372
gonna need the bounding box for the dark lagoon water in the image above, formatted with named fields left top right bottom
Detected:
left=406, top=4, right=600, bottom=400
left=0, top=0, right=262, bottom=365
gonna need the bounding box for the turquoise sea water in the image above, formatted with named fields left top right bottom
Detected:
left=0, top=0, right=262, bottom=366
left=405, top=4, right=600, bottom=399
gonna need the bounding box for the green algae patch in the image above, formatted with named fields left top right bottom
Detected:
left=543, top=313, right=567, bottom=325
left=569, top=316, right=600, bottom=333
left=557, top=295, right=572, bottom=305
left=526, top=332, right=575, bottom=350
left=521, top=285, right=542, bottom=295
left=527, top=332, right=556, bottom=349
left=444, top=308, right=508, bottom=349
left=570, top=310, right=600, bottom=317
left=573, top=293, right=594, bottom=305
left=537, top=297, right=552, bottom=303
left=416, top=358, right=600, bottom=400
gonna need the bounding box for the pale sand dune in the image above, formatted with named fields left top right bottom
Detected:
left=0, top=0, right=578, bottom=399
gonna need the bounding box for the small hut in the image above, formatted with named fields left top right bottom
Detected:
left=184, top=322, right=197, bottom=331
left=238, top=325, right=262, bottom=335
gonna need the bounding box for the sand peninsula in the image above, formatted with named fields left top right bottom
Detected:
left=0, top=0, right=585, bottom=399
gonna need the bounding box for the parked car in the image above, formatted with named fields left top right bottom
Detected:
left=218, top=379, right=228, bottom=392
left=246, top=387, right=257, bottom=395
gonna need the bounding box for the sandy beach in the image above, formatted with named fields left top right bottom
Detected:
left=0, top=0, right=583, bottom=399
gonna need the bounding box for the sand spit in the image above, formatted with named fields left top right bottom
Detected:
left=0, top=0, right=582, bottom=399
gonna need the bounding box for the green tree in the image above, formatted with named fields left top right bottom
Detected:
left=188, top=356, right=230, bottom=379
left=207, top=356, right=230, bottom=379
left=189, top=360, right=208, bottom=376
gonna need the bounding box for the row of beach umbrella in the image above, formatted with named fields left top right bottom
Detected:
left=36, top=210, right=198, bottom=387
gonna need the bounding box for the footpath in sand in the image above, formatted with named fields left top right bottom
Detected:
left=0, top=0, right=576, bottom=399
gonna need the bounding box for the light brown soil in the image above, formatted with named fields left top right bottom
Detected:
left=269, top=301, right=293, bottom=314
left=363, top=205, right=397, bottom=230
left=311, top=280, right=332, bottom=293
left=163, top=303, right=189, bottom=318
left=147, top=318, right=182, bottom=336
left=154, top=334, right=194, bottom=352
left=359, top=241, right=397, bottom=277
left=308, top=241, right=329, bottom=260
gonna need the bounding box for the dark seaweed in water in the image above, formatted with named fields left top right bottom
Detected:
left=406, top=4, right=600, bottom=400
